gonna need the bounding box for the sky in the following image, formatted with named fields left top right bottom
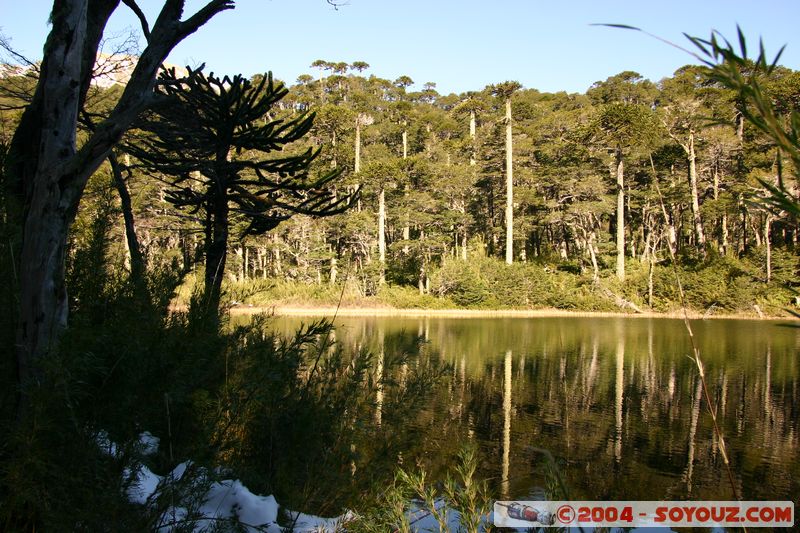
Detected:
left=2, top=0, right=799, bottom=95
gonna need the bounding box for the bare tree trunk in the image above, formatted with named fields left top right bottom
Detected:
left=687, top=131, right=706, bottom=249
left=204, top=199, right=229, bottom=316
left=355, top=120, right=361, bottom=173
left=181, top=231, right=191, bottom=273
left=378, top=186, right=386, bottom=285
left=721, top=213, right=729, bottom=254
left=615, top=149, right=625, bottom=281
left=273, top=233, right=282, bottom=275
left=712, top=162, right=729, bottom=255
left=765, top=214, right=772, bottom=282
left=505, top=98, right=514, bottom=264
left=109, top=152, right=144, bottom=282
left=402, top=128, right=407, bottom=159
left=469, top=110, right=476, bottom=167
left=588, top=229, right=599, bottom=282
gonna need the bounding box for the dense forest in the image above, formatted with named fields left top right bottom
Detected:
left=5, top=52, right=796, bottom=315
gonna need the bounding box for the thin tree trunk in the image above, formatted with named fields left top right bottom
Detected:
left=108, top=152, right=145, bottom=282
left=205, top=199, right=229, bottom=317
left=469, top=110, right=476, bottom=166
left=505, top=98, right=514, bottom=264
left=355, top=120, right=361, bottom=173
left=234, top=246, right=244, bottom=282
left=378, top=186, right=386, bottom=285
left=765, top=214, right=772, bottom=282
left=588, top=229, right=599, bottom=282
left=687, top=131, right=706, bottom=249
left=615, top=148, right=625, bottom=281
left=713, top=161, right=729, bottom=255
left=273, top=233, right=282, bottom=275
left=402, top=128, right=407, bottom=159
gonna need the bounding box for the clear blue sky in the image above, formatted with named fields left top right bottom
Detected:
left=2, top=0, right=799, bottom=95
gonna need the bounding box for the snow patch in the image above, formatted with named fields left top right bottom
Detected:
left=100, top=431, right=349, bottom=532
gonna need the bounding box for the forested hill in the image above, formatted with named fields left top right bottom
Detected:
left=3, top=57, right=798, bottom=315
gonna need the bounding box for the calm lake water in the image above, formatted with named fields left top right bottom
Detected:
left=267, top=315, right=799, bottom=511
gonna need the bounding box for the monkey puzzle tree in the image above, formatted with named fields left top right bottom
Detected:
left=590, top=102, right=658, bottom=281
left=492, top=81, right=522, bottom=264
left=127, top=67, right=352, bottom=318
left=588, top=72, right=658, bottom=281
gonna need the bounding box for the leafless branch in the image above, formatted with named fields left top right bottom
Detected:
left=121, top=0, right=151, bottom=41
left=0, top=31, right=36, bottom=67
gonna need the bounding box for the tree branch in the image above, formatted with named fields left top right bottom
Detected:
left=121, top=0, right=151, bottom=41
left=178, top=0, right=235, bottom=39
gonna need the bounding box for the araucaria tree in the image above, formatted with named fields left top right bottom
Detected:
left=128, top=68, right=352, bottom=316
left=492, top=81, right=522, bottom=264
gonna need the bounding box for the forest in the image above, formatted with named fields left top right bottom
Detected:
left=0, top=0, right=798, bottom=530
left=6, top=40, right=798, bottom=318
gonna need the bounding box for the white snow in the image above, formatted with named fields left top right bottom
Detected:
left=100, top=431, right=350, bottom=532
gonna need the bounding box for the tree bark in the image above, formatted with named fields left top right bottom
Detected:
left=109, top=151, right=145, bottom=282
left=615, top=148, right=625, bottom=281
left=712, top=161, right=729, bottom=255
left=765, top=214, right=772, bottom=283
left=469, top=110, right=476, bottom=166
left=273, top=233, right=282, bottom=275
left=504, top=98, right=513, bottom=264
left=355, top=120, right=361, bottom=173
left=588, top=229, right=599, bottom=282
left=8, top=0, right=233, bottom=407
left=686, top=131, right=706, bottom=249
left=378, top=186, right=386, bottom=285
left=204, top=196, right=229, bottom=316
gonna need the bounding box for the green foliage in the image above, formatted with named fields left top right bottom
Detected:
left=376, top=284, right=452, bottom=309
left=348, top=445, right=493, bottom=533
left=648, top=252, right=794, bottom=313
left=432, top=259, right=495, bottom=307
left=216, top=317, right=443, bottom=515
left=429, top=256, right=618, bottom=311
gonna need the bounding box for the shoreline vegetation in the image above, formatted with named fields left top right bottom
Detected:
left=229, top=304, right=794, bottom=321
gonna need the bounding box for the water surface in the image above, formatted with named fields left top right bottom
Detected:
left=268, top=315, right=799, bottom=509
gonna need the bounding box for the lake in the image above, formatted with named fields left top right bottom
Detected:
left=265, top=314, right=799, bottom=513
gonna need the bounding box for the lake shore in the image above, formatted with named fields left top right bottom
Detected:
left=227, top=304, right=795, bottom=321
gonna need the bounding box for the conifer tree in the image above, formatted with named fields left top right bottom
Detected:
left=128, top=67, right=352, bottom=317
